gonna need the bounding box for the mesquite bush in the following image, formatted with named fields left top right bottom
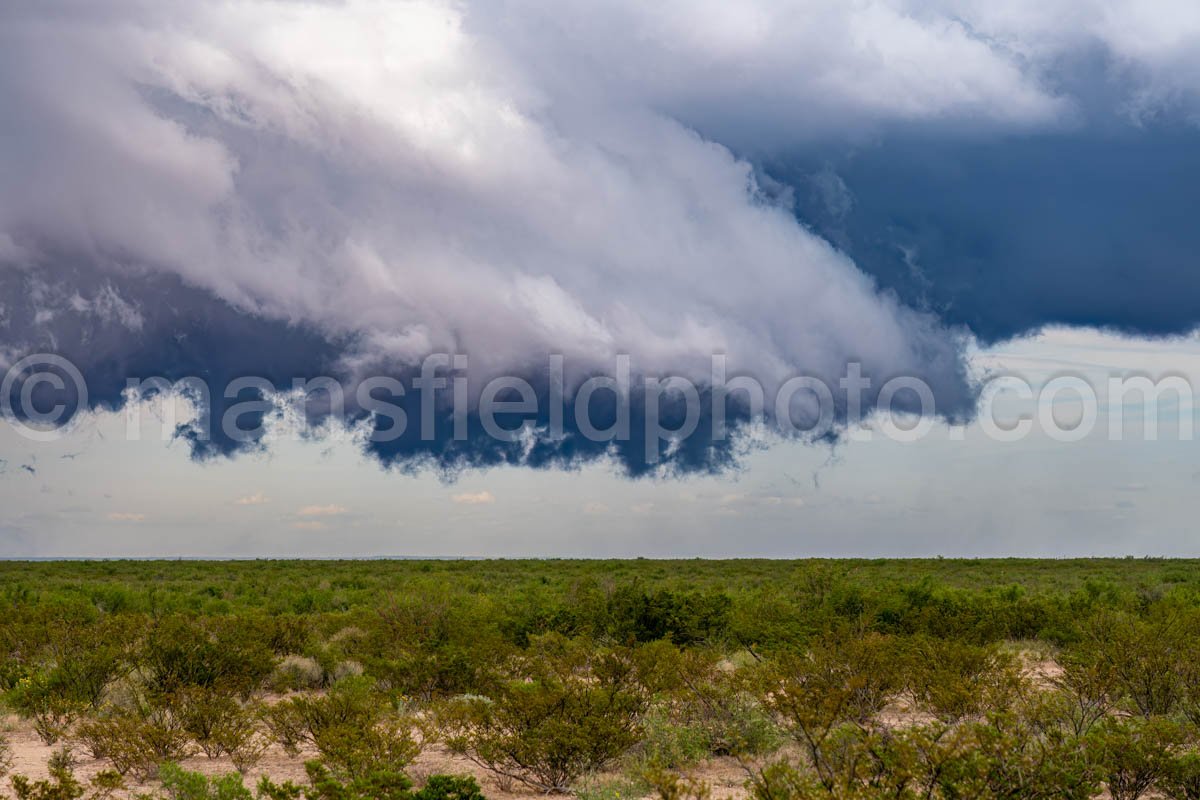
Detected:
left=437, top=636, right=651, bottom=792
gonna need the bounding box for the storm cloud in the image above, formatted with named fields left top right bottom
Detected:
left=1, top=0, right=1198, bottom=474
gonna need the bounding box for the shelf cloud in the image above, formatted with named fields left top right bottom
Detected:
left=2, top=0, right=1198, bottom=475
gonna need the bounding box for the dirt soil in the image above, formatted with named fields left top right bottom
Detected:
left=0, top=658, right=1073, bottom=800
left=0, top=712, right=771, bottom=800
left=3, top=717, right=578, bottom=799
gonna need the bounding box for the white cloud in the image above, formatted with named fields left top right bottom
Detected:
left=296, top=504, right=348, bottom=517
left=235, top=491, right=270, bottom=506
left=480, top=0, right=1066, bottom=147
left=452, top=491, right=495, bottom=505
left=582, top=502, right=610, bottom=515
left=107, top=512, right=146, bottom=522
left=5, top=0, right=1194, bottom=437
left=918, top=0, right=1200, bottom=121
left=718, top=492, right=804, bottom=509
left=0, top=0, right=981, bottom=415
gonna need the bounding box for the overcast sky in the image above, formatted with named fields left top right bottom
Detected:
left=2, top=1, right=1200, bottom=557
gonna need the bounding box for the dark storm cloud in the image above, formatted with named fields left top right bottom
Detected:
left=1, top=258, right=964, bottom=476
left=0, top=264, right=343, bottom=458
left=773, top=126, right=1200, bottom=342
left=2, top=0, right=1200, bottom=476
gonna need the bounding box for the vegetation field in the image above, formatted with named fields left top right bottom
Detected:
left=2, top=558, right=1200, bottom=800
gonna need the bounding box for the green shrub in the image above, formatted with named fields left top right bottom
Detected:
left=755, top=633, right=901, bottom=787
left=661, top=652, right=781, bottom=760
left=253, top=777, right=303, bottom=800
left=438, top=637, right=649, bottom=792
left=263, top=615, right=313, bottom=657
left=7, top=616, right=133, bottom=743
left=413, top=775, right=485, bottom=800
left=307, top=721, right=420, bottom=782
left=636, top=705, right=710, bottom=769
left=258, top=761, right=412, bottom=800
left=0, top=659, right=30, bottom=693
left=903, top=638, right=1025, bottom=721
left=1084, top=611, right=1190, bottom=717
left=1087, top=716, right=1187, bottom=800
left=641, top=765, right=712, bottom=800
left=47, top=747, right=77, bottom=774
left=1048, top=650, right=1118, bottom=736
left=6, top=671, right=89, bottom=744
left=87, top=770, right=126, bottom=800
left=574, top=774, right=648, bottom=800
left=175, top=688, right=267, bottom=770
left=257, top=768, right=484, bottom=800
left=264, top=677, right=419, bottom=779
left=158, top=763, right=254, bottom=800
left=604, top=585, right=732, bottom=645
left=141, top=616, right=275, bottom=701
left=10, top=766, right=85, bottom=800
left=634, top=693, right=780, bottom=770
left=368, top=591, right=508, bottom=701
left=1163, top=751, right=1200, bottom=800
left=746, top=757, right=847, bottom=800
left=935, top=712, right=1098, bottom=800
left=741, top=712, right=1099, bottom=800
left=734, top=698, right=1107, bottom=800
left=1180, top=633, right=1200, bottom=728
left=74, top=700, right=194, bottom=781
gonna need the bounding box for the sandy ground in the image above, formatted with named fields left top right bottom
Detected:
left=0, top=657, right=1071, bottom=800
left=0, top=711, right=768, bottom=800
left=0, top=717, right=570, bottom=800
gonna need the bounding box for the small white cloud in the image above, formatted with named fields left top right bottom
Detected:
left=297, top=504, right=348, bottom=517
left=582, top=502, right=610, bottom=515
left=760, top=495, right=805, bottom=508
left=107, top=512, right=146, bottom=522
left=452, top=491, right=495, bottom=505
left=235, top=491, right=270, bottom=506
left=719, top=493, right=803, bottom=509
left=631, top=502, right=655, bottom=514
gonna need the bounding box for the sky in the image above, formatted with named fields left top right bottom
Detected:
left=2, top=0, right=1200, bottom=557
left=1, top=327, right=1196, bottom=558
